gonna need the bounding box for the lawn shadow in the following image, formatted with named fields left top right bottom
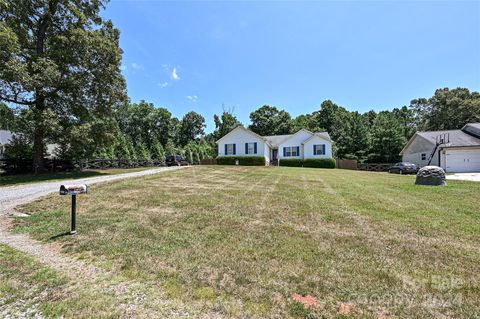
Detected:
left=49, top=231, right=73, bottom=240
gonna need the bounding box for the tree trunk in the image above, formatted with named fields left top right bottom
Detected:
left=33, top=94, right=46, bottom=174
left=32, top=1, right=59, bottom=174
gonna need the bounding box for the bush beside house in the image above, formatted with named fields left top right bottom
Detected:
left=280, top=158, right=336, bottom=168
left=303, top=158, right=336, bottom=168
left=216, top=156, right=266, bottom=166
left=278, top=158, right=303, bottom=167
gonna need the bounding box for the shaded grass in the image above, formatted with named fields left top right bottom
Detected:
left=0, top=244, right=121, bottom=318
left=0, top=167, right=155, bottom=187
left=14, top=166, right=480, bottom=318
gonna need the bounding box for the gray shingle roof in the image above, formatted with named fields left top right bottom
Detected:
left=0, top=130, right=13, bottom=145
left=263, top=134, right=292, bottom=146
left=462, top=123, right=480, bottom=139
left=417, top=128, right=480, bottom=148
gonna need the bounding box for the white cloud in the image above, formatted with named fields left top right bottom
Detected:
left=120, top=65, right=127, bottom=71
left=186, top=95, right=198, bottom=103
left=157, top=82, right=169, bottom=88
left=171, top=67, right=180, bottom=81
left=131, top=62, right=143, bottom=70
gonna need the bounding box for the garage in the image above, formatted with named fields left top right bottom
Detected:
left=443, top=148, right=480, bottom=173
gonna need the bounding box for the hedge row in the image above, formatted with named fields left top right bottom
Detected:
left=216, top=156, right=266, bottom=166
left=280, top=158, right=336, bottom=168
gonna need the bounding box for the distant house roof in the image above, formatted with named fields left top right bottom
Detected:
left=400, top=123, right=480, bottom=155
left=0, top=130, right=13, bottom=145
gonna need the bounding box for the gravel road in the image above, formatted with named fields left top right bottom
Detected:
left=0, top=166, right=187, bottom=215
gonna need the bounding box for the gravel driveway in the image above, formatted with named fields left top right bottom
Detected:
left=0, top=166, right=187, bottom=215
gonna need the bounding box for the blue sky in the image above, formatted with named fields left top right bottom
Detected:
left=103, top=0, right=480, bottom=132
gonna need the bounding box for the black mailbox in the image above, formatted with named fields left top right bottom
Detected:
left=59, top=184, right=87, bottom=235
left=60, top=184, right=88, bottom=195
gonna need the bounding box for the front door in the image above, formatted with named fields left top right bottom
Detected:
left=272, top=149, right=278, bottom=160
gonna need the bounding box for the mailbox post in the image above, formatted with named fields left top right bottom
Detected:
left=60, top=184, right=87, bottom=235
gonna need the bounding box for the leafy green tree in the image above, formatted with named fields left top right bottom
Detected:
left=291, top=114, right=323, bottom=133
left=0, top=102, right=15, bottom=130
left=136, top=142, right=151, bottom=160
left=150, top=137, right=165, bottom=162
left=249, top=105, right=292, bottom=136
left=114, top=134, right=132, bottom=160
left=334, top=111, right=369, bottom=161
left=193, top=151, right=200, bottom=163
left=311, top=100, right=345, bottom=134
left=368, top=112, right=406, bottom=163
left=410, top=87, right=480, bottom=131
left=185, top=146, right=193, bottom=164
left=165, top=140, right=176, bottom=157
left=392, top=106, right=417, bottom=140
left=0, top=0, right=126, bottom=171
left=179, top=111, right=206, bottom=146
left=125, top=136, right=137, bottom=160
left=213, top=111, right=241, bottom=140
left=4, top=134, right=33, bottom=159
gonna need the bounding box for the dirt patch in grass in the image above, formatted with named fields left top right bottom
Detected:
left=14, top=166, right=480, bottom=318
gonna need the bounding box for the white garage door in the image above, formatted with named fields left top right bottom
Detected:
left=445, top=149, right=480, bottom=173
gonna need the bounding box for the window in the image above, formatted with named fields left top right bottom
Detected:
left=225, top=144, right=235, bottom=155
left=284, top=146, right=299, bottom=157
left=245, top=142, right=257, bottom=154
left=314, top=144, right=325, bottom=155
left=421, top=153, right=426, bottom=161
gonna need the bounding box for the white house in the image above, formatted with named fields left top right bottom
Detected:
left=400, top=123, right=480, bottom=173
left=216, top=126, right=333, bottom=165
left=0, top=130, right=13, bottom=159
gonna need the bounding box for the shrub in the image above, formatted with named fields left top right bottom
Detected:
left=216, top=156, right=265, bottom=166
left=303, top=158, right=336, bottom=168
left=279, top=158, right=303, bottom=167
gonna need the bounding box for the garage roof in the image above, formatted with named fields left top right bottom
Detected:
left=417, top=129, right=480, bottom=148
left=462, top=123, right=480, bottom=139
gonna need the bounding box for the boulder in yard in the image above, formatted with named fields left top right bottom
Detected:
left=415, top=166, right=446, bottom=186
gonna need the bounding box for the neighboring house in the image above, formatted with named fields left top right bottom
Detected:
left=0, top=130, right=59, bottom=160
left=0, top=130, right=13, bottom=159
left=400, top=123, right=480, bottom=173
left=216, top=126, right=333, bottom=165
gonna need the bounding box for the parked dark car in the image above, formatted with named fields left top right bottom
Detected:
left=166, top=155, right=189, bottom=166
left=388, top=162, right=419, bottom=174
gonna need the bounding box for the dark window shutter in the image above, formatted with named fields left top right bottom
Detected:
left=322, top=144, right=325, bottom=155
left=313, top=145, right=316, bottom=155
left=296, top=146, right=300, bottom=156
left=283, top=147, right=286, bottom=157
left=224, top=144, right=227, bottom=155
left=233, top=144, right=236, bottom=155
left=254, top=142, right=257, bottom=154
left=245, top=143, right=248, bottom=154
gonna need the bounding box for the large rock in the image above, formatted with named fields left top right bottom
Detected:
left=415, top=166, right=446, bottom=186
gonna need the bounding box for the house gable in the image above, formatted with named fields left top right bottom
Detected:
left=303, top=135, right=333, bottom=158
left=216, top=126, right=268, bottom=158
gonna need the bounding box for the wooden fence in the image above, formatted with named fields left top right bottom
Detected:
left=0, top=158, right=165, bottom=174
left=200, top=158, right=217, bottom=165
left=79, top=159, right=165, bottom=170
left=336, top=159, right=358, bottom=170
left=358, top=163, right=392, bottom=172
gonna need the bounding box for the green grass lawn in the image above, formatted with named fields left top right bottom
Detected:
left=0, top=244, right=124, bottom=318
left=0, top=167, right=155, bottom=187
left=12, top=166, right=480, bottom=318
